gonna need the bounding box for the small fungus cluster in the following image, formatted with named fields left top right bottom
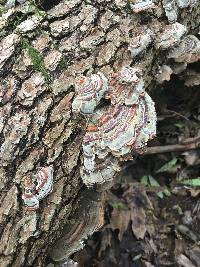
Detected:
left=128, top=29, right=153, bottom=58
left=157, top=34, right=200, bottom=83
left=168, top=35, right=200, bottom=63
left=22, top=166, right=54, bottom=210
left=155, top=22, right=187, bottom=49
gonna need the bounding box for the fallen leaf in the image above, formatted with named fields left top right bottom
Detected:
left=110, top=209, right=130, bottom=241
left=97, top=228, right=113, bottom=257
left=181, top=178, right=200, bottom=187
left=130, top=207, right=146, bottom=239
left=188, top=188, right=200, bottom=197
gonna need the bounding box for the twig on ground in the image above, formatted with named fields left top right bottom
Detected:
left=143, top=135, right=200, bottom=155
left=163, top=109, right=190, bottom=122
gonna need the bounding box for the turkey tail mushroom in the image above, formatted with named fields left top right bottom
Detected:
left=72, top=72, right=108, bottom=115
left=74, top=66, right=157, bottom=188
left=168, top=35, right=200, bottom=63
left=22, top=166, right=54, bottom=211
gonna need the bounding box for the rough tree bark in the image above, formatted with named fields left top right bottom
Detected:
left=0, top=0, right=199, bottom=267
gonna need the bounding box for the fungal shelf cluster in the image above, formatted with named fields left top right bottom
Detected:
left=72, top=66, right=157, bottom=188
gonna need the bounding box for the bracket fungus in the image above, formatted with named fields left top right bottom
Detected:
left=82, top=99, right=156, bottom=157
left=128, top=29, right=153, bottom=58
left=168, top=35, right=200, bottom=63
left=155, top=22, right=187, bottom=49
left=72, top=73, right=108, bottom=115
left=72, top=66, right=157, bottom=188
left=22, top=166, right=54, bottom=210
left=107, top=66, right=144, bottom=106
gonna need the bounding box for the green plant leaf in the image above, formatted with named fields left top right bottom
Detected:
left=148, top=175, right=160, bottom=187
left=156, top=158, right=178, bottom=173
left=140, top=175, right=171, bottom=199
left=22, top=39, right=50, bottom=83
left=174, top=123, right=184, bottom=129
left=181, top=178, right=200, bottom=187
left=157, top=191, right=164, bottom=198
left=140, top=175, right=149, bottom=186
left=163, top=188, right=171, bottom=196
left=29, top=0, right=46, bottom=18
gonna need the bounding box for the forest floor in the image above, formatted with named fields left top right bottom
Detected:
left=73, top=62, right=200, bottom=267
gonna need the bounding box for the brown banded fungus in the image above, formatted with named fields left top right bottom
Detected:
left=107, top=66, right=144, bottom=105
left=167, top=35, right=200, bottom=63
left=72, top=73, right=108, bottom=115
left=128, top=29, right=153, bottom=58
left=22, top=166, right=54, bottom=210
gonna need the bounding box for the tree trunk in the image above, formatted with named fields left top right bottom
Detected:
left=0, top=0, right=199, bottom=266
